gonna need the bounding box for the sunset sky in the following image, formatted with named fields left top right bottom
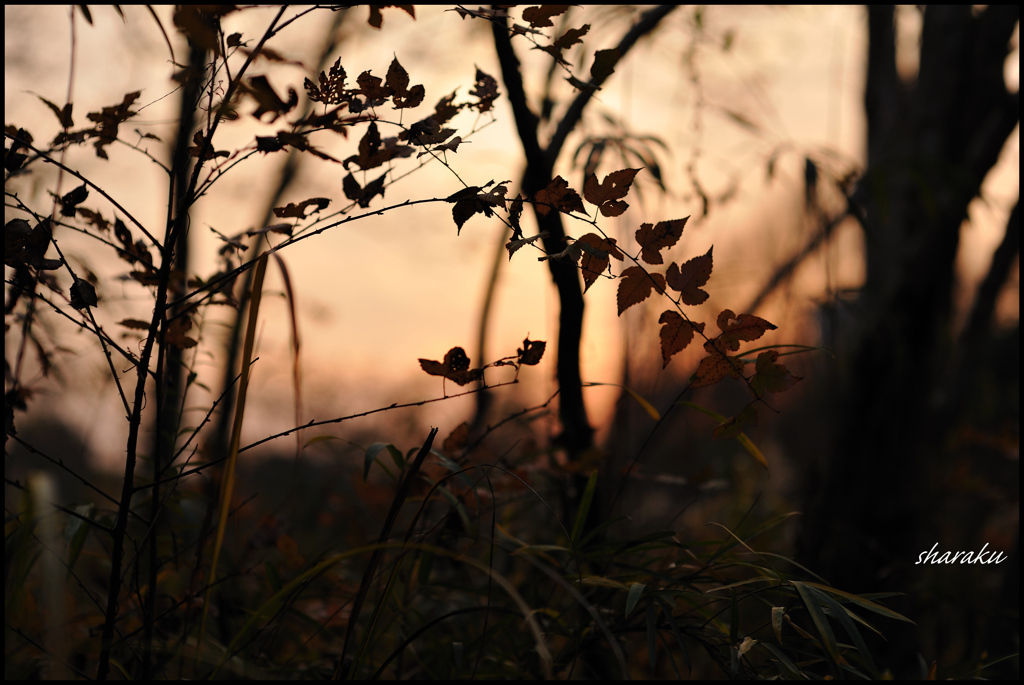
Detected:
left=5, top=6, right=1017, bottom=469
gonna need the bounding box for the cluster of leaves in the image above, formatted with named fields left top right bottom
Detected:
left=441, top=165, right=801, bottom=440
left=452, top=5, right=619, bottom=91
left=418, top=336, right=545, bottom=390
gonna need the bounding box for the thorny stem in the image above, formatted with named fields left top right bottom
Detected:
left=96, top=9, right=288, bottom=680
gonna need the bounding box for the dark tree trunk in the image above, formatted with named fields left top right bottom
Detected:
left=797, top=5, right=1019, bottom=673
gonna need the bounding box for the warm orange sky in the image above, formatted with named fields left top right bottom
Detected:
left=5, top=6, right=1018, bottom=468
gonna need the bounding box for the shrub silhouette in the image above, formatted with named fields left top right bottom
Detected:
left=5, top=5, right=915, bottom=679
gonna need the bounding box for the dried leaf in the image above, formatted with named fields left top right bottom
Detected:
left=368, top=4, right=415, bottom=29
left=37, top=95, right=74, bottom=128
left=387, top=57, right=425, bottom=109
left=274, top=197, right=330, bottom=219
left=538, top=239, right=584, bottom=264
left=469, top=67, right=499, bottom=113
left=517, top=337, right=546, bottom=365
left=344, top=121, right=414, bottom=170
left=658, top=310, right=705, bottom=367
left=536, top=24, right=590, bottom=66
left=245, top=75, right=298, bottom=122
left=616, top=266, right=665, bottom=315
left=584, top=168, right=640, bottom=217
left=165, top=316, right=198, bottom=349
left=86, top=91, right=140, bottom=158
left=506, top=231, right=547, bottom=260
left=692, top=339, right=746, bottom=388
left=635, top=217, right=687, bottom=265
left=534, top=176, right=585, bottom=216
left=666, top=246, right=713, bottom=305
left=449, top=183, right=509, bottom=234
left=713, top=309, right=777, bottom=352
left=577, top=233, right=624, bottom=293
left=419, top=346, right=483, bottom=386
left=305, top=57, right=348, bottom=105
left=70, top=278, right=98, bottom=310
left=343, top=171, right=387, bottom=208
left=749, top=350, right=802, bottom=397
left=590, top=48, right=619, bottom=82
left=522, top=5, right=569, bottom=28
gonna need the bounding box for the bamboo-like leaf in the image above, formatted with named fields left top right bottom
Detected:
left=199, top=251, right=268, bottom=668
left=586, top=381, right=660, bottom=420
left=792, top=581, right=842, bottom=677
left=677, top=401, right=769, bottom=471
left=364, top=443, right=400, bottom=481
left=570, top=470, right=599, bottom=543
left=646, top=599, right=658, bottom=671
left=806, top=583, right=879, bottom=678
left=625, top=582, right=646, bottom=618
left=771, top=606, right=785, bottom=644
left=800, top=581, right=916, bottom=624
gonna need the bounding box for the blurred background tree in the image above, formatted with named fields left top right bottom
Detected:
left=791, top=5, right=1018, bottom=675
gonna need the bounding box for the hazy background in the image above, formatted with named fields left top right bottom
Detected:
left=4, top=3, right=1016, bottom=479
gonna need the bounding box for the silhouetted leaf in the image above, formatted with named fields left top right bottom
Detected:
left=37, top=95, right=74, bottom=129
left=635, top=217, right=687, bottom=265
left=534, top=176, right=585, bottom=216
left=86, top=91, right=139, bottom=158
left=509, top=193, right=525, bottom=238
left=428, top=135, right=464, bottom=155
left=617, top=266, right=665, bottom=315
left=245, top=75, right=298, bottom=122
left=506, top=231, right=547, bottom=260
left=70, top=278, right=98, bottom=310
left=713, top=309, right=776, bottom=352
left=344, top=121, right=414, bottom=170
left=305, top=57, right=348, bottom=105
left=449, top=183, right=509, bottom=234
left=353, top=70, right=391, bottom=111
left=469, top=67, right=500, bottom=113
left=538, top=239, right=584, bottom=264
left=577, top=233, right=624, bottom=292
left=59, top=184, right=89, bottom=217
left=590, top=48, right=619, bottom=82
left=429, top=90, right=464, bottom=127
left=368, top=4, right=414, bottom=29
left=536, top=24, right=590, bottom=66
left=419, top=347, right=484, bottom=386
left=658, top=310, right=705, bottom=367
left=749, top=350, right=802, bottom=397
left=584, top=168, right=640, bottom=217
left=522, top=5, right=569, bottom=28
left=343, top=171, right=387, bottom=208
left=165, top=316, right=198, bottom=349
left=387, top=57, right=425, bottom=109
left=188, top=130, right=229, bottom=160
left=274, top=197, right=330, bottom=219
left=5, top=218, right=60, bottom=270
left=517, top=337, right=546, bottom=365
left=692, top=339, right=746, bottom=388
left=666, top=245, right=713, bottom=305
